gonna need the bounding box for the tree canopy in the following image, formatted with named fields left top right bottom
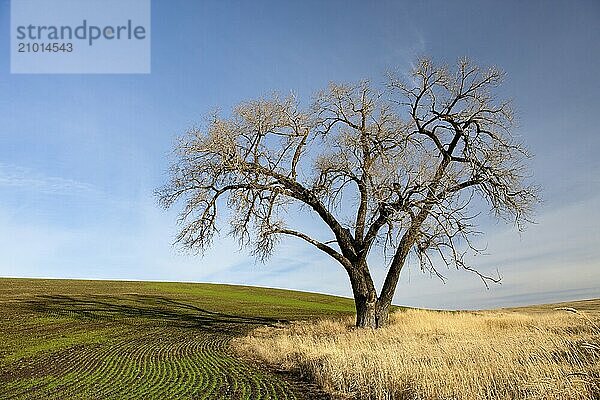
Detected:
left=158, top=57, right=539, bottom=327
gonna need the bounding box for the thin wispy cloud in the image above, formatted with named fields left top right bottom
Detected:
left=0, top=164, right=97, bottom=196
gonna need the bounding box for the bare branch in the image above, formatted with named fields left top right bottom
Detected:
left=158, top=56, right=539, bottom=327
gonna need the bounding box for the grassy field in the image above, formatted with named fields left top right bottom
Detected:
left=235, top=300, right=600, bottom=399
left=2, top=278, right=598, bottom=399
left=0, top=278, right=355, bottom=399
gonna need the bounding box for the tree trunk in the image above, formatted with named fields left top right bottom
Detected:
left=349, top=262, right=392, bottom=329
left=376, top=300, right=391, bottom=327
left=354, top=293, right=377, bottom=328
left=354, top=294, right=391, bottom=329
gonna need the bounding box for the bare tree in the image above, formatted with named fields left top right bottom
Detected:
left=157, top=57, right=539, bottom=328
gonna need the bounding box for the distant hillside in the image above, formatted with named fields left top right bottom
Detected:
left=504, top=298, right=600, bottom=316
left=0, top=277, right=357, bottom=320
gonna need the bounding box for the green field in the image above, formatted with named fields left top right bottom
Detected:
left=0, top=278, right=356, bottom=399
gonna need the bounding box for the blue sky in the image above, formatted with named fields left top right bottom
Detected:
left=0, top=0, right=598, bottom=309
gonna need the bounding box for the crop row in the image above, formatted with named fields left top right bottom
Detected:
left=1, top=323, right=298, bottom=399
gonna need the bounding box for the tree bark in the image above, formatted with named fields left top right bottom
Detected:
left=354, top=292, right=377, bottom=328
left=354, top=295, right=391, bottom=328
left=375, top=299, right=391, bottom=327
left=349, top=262, right=393, bottom=329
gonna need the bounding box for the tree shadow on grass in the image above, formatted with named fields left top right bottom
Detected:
left=22, top=294, right=284, bottom=334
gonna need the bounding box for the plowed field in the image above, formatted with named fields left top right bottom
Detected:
left=0, top=278, right=355, bottom=399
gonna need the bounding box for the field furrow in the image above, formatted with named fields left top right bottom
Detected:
left=1, top=279, right=356, bottom=399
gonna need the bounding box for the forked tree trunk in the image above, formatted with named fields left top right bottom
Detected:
left=353, top=291, right=391, bottom=329
left=350, top=264, right=393, bottom=329
left=349, top=264, right=391, bottom=329
left=351, top=277, right=391, bottom=329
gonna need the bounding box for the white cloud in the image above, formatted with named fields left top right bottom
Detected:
left=0, top=167, right=597, bottom=311
left=0, top=164, right=97, bottom=196
left=390, top=195, right=600, bottom=309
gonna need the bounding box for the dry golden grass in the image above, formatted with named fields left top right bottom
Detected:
left=233, top=305, right=600, bottom=399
